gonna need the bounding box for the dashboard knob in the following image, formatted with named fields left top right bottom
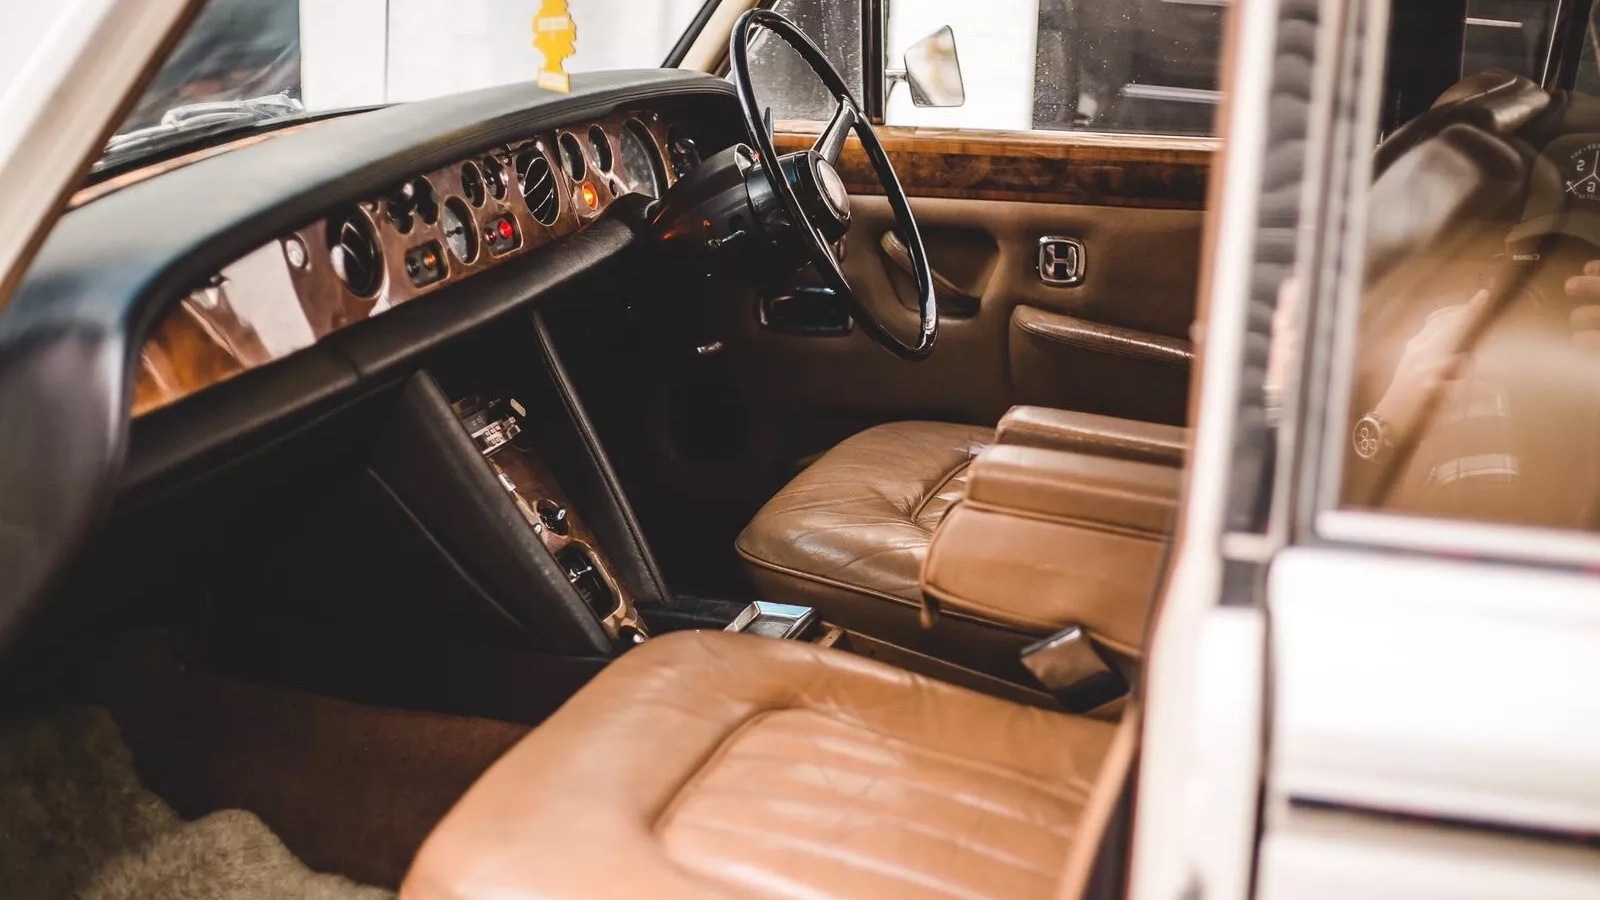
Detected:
left=535, top=499, right=570, bottom=536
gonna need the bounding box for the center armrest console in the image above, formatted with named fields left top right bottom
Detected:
left=921, top=444, right=1181, bottom=660
left=994, top=406, right=1188, bottom=467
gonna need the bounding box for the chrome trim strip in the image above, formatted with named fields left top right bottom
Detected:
left=1120, top=84, right=1225, bottom=104
left=1464, top=16, right=1524, bottom=29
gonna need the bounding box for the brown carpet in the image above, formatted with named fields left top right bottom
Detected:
left=96, top=637, right=532, bottom=889
left=0, top=707, right=392, bottom=900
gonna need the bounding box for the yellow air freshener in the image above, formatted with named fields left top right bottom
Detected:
left=533, top=0, right=577, bottom=93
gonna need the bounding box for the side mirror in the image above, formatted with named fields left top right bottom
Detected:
left=889, top=26, right=965, bottom=108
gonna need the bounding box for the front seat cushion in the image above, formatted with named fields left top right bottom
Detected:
left=402, top=631, right=1117, bottom=900
left=736, top=421, right=991, bottom=616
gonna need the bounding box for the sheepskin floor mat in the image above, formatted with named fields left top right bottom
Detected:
left=0, top=707, right=393, bottom=900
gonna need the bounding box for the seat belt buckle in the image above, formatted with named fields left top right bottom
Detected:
left=1020, top=625, right=1127, bottom=713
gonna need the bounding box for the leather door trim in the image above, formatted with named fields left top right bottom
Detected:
left=879, top=231, right=980, bottom=316
left=1013, top=306, right=1193, bottom=368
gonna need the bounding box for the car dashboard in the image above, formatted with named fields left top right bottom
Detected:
left=0, top=70, right=742, bottom=637
left=134, top=108, right=703, bottom=417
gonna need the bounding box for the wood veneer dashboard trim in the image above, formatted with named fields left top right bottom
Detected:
left=131, top=108, right=685, bottom=418
left=775, top=125, right=1215, bottom=209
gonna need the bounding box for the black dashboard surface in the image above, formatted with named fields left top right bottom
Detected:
left=0, top=69, right=739, bottom=640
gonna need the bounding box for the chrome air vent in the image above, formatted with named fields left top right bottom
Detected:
left=327, top=209, right=382, bottom=297
left=518, top=149, right=560, bottom=225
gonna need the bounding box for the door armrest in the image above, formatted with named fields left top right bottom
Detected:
left=995, top=406, right=1187, bottom=467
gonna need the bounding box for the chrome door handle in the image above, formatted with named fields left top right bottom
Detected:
left=1038, top=236, right=1085, bottom=286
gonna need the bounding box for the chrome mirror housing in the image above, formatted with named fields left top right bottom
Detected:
left=888, top=25, right=965, bottom=108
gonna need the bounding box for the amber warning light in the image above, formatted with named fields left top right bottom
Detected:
left=580, top=183, right=598, bottom=210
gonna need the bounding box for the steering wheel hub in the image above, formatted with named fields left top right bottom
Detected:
left=813, top=157, right=850, bottom=222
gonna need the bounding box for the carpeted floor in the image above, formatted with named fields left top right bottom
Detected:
left=0, top=707, right=393, bottom=900
left=96, top=635, right=532, bottom=889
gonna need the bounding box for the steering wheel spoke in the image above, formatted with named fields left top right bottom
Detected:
left=730, top=9, right=937, bottom=360
left=813, top=99, right=858, bottom=165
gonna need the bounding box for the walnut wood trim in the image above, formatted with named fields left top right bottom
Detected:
left=775, top=124, right=1214, bottom=209
left=131, top=109, right=683, bottom=418
left=488, top=442, right=644, bottom=642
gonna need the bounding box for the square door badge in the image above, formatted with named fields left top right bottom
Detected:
left=534, top=0, right=577, bottom=93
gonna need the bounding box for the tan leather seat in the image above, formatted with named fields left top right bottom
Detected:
left=736, top=420, right=992, bottom=621
left=736, top=412, right=1184, bottom=663
left=402, top=630, right=1128, bottom=900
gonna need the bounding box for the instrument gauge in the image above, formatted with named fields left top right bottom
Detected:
left=588, top=125, right=614, bottom=174
left=558, top=132, right=586, bottom=181
left=460, top=161, right=486, bottom=207
left=618, top=120, right=665, bottom=199
left=482, top=156, right=508, bottom=200
left=441, top=198, right=478, bottom=264
left=1565, top=142, right=1600, bottom=201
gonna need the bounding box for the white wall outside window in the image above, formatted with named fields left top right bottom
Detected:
left=885, top=0, right=1040, bottom=130
left=300, top=0, right=704, bottom=110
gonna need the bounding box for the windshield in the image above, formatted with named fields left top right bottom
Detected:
left=103, top=0, right=709, bottom=170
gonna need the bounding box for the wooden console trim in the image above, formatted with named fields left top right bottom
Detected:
left=775, top=125, right=1214, bottom=209
left=488, top=442, right=644, bottom=642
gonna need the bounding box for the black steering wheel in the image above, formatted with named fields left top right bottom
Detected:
left=729, top=9, right=937, bottom=360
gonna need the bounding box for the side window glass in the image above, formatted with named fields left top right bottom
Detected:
left=748, top=0, right=1224, bottom=136
left=1334, top=7, right=1600, bottom=534
left=745, top=0, right=864, bottom=123
left=1024, top=0, right=1225, bottom=135
left=888, top=0, right=1225, bottom=134
left=1461, top=0, right=1557, bottom=83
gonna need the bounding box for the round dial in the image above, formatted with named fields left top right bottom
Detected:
left=588, top=125, right=614, bottom=174
left=482, top=155, right=508, bottom=200
left=460, top=161, right=486, bottom=207
left=618, top=120, right=664, bottom=198
left=1565, top=142, right=1600, bottom=201
left=558, top=133, right=586, bottom=181
left=441, top=198, right=477, bottom=264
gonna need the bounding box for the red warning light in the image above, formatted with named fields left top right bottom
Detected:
left=497, top=219, right=514, bottom=240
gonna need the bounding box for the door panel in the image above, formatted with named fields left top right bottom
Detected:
left=728, top=127, right=1209, bottom=452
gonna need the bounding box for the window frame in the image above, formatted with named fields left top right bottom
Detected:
left=662, top=0, right=730, bottom=68
left=1299, top=0, right=1600, bottom=569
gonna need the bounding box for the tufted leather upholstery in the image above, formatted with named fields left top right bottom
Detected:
left=401, top=630, right=1120, bottom=900
left=736, top=421, right=992, bottom=615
